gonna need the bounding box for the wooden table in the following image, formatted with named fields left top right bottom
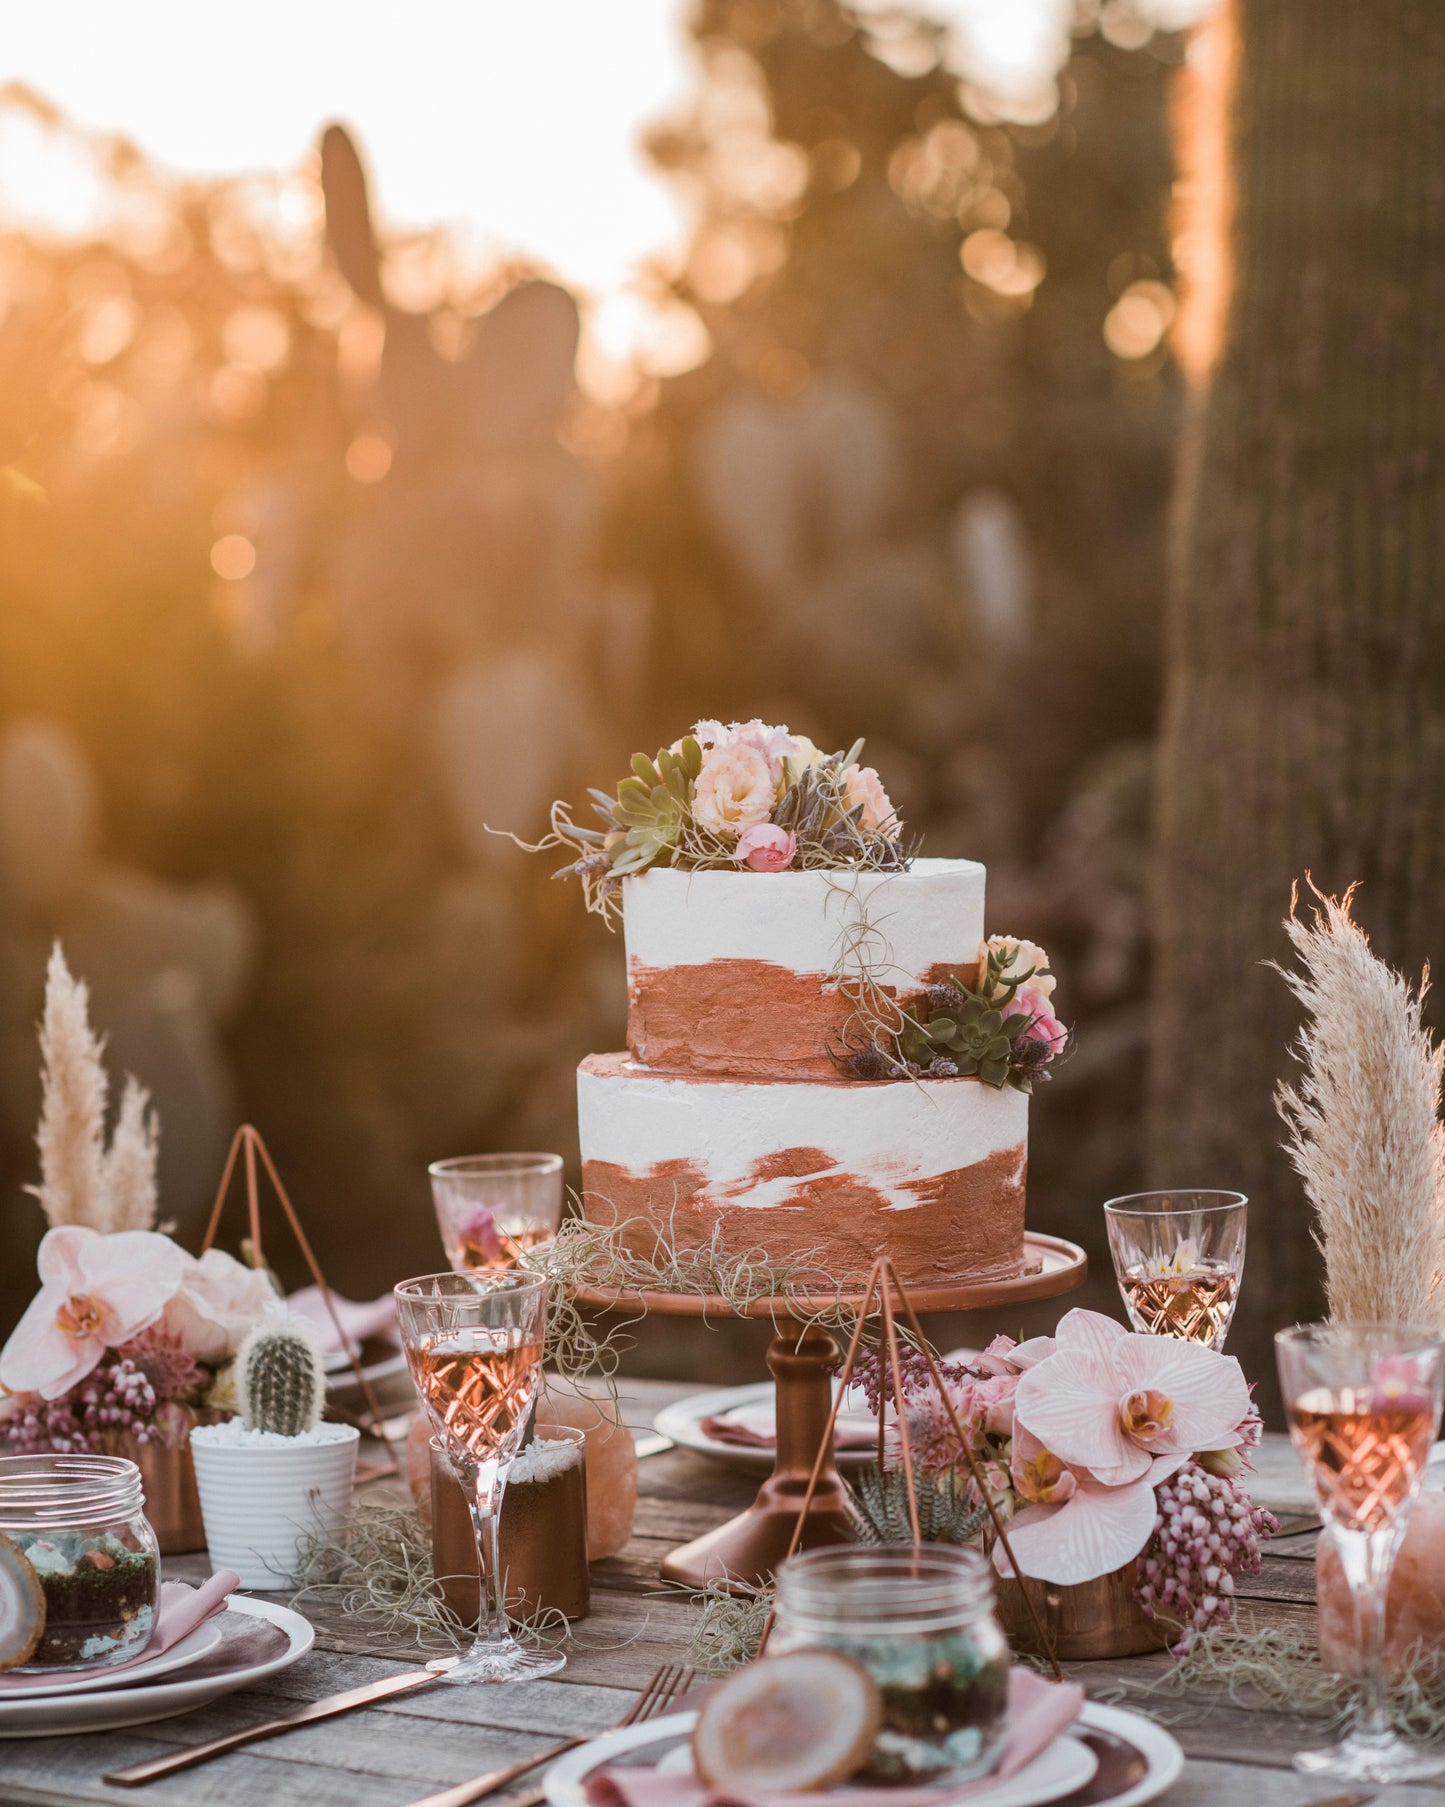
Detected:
left=0, top=1384, right=1432, bottom=1807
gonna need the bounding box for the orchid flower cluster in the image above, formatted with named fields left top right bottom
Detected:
left=544, top=719, right=907, bottom=917
left=859, top=1309, right=1274, bottom=1648
left=0, top=1225, right=284, bottom=1454
left=837, top=935, right=1070, bottom=1093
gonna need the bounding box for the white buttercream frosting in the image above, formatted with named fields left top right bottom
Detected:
left=577, top=1058, right=1026, bottom=1215
left=622, top=858, right=985, bottom=985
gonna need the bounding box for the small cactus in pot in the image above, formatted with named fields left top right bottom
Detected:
left=190, top=1316, right=358, bottom=1587
left=235, top=1321, right=325, bottom=1439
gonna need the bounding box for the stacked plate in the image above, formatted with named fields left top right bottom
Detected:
left=0, top=1598, right=313, bottom=1738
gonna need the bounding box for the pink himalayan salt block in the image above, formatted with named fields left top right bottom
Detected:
left=403, top=1380, right=638, bottom=1559
left=1317, top=1492, right=1445, bottom=1675
left=536, top=1378, right=638, bottom=1560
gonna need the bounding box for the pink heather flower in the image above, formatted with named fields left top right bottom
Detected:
left=842, top=764, right=899, bottom=834
left=1016, top=984, right=1068, bottom=1052
left=0, top=1227, right=184, bottom=1401
left=1136, top=1460, right=1277, bottom=1649
left=733, top=824, right=797, bottom=872
left=692, top=742, right=778, bottom=840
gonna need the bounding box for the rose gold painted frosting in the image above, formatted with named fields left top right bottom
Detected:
left=627, top=957, right=979, bottom=1078
left=582, top=1141, right=1025, bottom=1288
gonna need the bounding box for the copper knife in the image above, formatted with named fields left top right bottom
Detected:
left=102, top=1656, right=459, bottom=1786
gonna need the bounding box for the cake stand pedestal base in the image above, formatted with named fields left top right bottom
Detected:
left=578, top=1230, right=1087, bottom=1592
left=659, top=1320, right=853, bottom=1589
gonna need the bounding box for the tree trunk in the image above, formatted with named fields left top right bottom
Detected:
left=1149, top=0, right=1445, bottom=1397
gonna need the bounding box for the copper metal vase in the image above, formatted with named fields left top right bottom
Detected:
left=431, top=1437, right=590, bottom=1625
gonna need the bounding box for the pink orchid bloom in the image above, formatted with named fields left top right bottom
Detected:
left=991, top=1308, right=1253, bottom=1585
left=0, top=1226, right=185, bottom=1401
left=996, top=1453, right=1187, bottom=1586
left=1013, top=1308, right=1251, bottom=1487
left=1010, top=1425, right=1078, bottom=1506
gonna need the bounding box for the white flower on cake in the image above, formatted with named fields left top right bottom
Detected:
left=693, top=742, right=778, bottom=840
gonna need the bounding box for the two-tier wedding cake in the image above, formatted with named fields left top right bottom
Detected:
left=545, top=721, right=1066, bottom=1289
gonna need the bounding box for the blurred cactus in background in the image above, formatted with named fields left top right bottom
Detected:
left=0, top=2, right=1188, bottom=1359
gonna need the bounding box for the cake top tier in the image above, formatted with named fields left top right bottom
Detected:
left=623, top=858, right=985, bottom=983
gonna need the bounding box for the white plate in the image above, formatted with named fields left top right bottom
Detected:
left=0, top=1617, right=224, bottom=1699
left=544, top=1703, right=1183, bottom=1807
left=654, top=1382, right=882, bottom=1474
left=0, top=1597, right=314, bottom=1738
left=654, top=1722, right=1095, bottom=1805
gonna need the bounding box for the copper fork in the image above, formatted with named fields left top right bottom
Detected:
left=399, top=1662, right=695, bottom=1807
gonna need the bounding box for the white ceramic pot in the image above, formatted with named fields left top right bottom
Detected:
left=189, top=1422, right=359, bottom=1589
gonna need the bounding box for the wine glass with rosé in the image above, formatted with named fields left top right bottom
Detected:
left=395, top=1271, right=563, bottom=1683
left=429, top=1154, right=564, bottom=1273
left=1104, top=1190, right=1247, bottom=1350
left=1277, top=1321, right=1445, bottom=1783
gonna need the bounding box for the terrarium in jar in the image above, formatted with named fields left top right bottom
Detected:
left=0, top=1454, right=159, bottom=1671
left=771, top=1543, right=1010, bottom=1784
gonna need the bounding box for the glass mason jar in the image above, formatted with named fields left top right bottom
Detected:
left=772, top=1543, right=1010, bottom=1785
left=0, top=1454, right=160, bottom=1670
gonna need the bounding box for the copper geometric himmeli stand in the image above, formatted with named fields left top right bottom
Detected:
left=573, top=1230, right=1085, bottom=1602
left=198, top=1124, right=398, bottom=1471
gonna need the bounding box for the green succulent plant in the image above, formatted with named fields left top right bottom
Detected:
left=849, top=1462, right=988, bottom=1548
left=898, top=986, right=1030, bottom=1089
left=590, top=737, right=703, bottom=876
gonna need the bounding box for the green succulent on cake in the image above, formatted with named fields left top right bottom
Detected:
left=834, top=934, right=1070, bottom=1093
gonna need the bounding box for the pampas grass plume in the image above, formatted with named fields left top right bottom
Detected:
left=1275, top=885, right=1445, bottom=1328
left=27, top=944, right=109, bottom=1229
left=104, top=1075, right=160, bottom=1232
left=26, top=944, right=161, bottom=1233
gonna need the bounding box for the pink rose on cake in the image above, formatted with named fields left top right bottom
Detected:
left=693, top=741, right=778, bottom=840
left=733, top=824, right=797, bottom=872
left=1016, top=984, right=1067, bottom=1051
left=843, top=764, right=898, bottom=835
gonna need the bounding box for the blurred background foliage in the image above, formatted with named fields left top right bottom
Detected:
left=0, top=0, right=1187, bottom=1361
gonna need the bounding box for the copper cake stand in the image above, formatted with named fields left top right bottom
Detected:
left=574, top=1230, right=1087, bottom=1590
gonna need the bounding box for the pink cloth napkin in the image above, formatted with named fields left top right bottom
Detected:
left=700, top=1404, right=885, bottom=1453
left=584, top=1668, right=1084, bottom=1807
left=286, top=1285, right=398, bottom=1360
left=0, top=1568, right=239, bottom=1693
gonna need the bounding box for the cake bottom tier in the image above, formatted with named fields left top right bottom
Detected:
left=576, top=1052, right=1028, bottom=1289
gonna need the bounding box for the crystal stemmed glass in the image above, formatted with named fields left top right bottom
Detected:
left=1276, top=1321, right=1445, bottom=1783
left=1104, top=1190, right=1247, bottom=1349
left=395, top=1271, right=564, bottom=1683
left=429, top=1154, right=564, bottom=1273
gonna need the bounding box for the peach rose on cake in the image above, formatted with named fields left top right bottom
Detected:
left=979, top=934, right=1055, bottom=1000
left=843, top=764, right=899, bottom=834
left=693, top=742, right=777, bottom=840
